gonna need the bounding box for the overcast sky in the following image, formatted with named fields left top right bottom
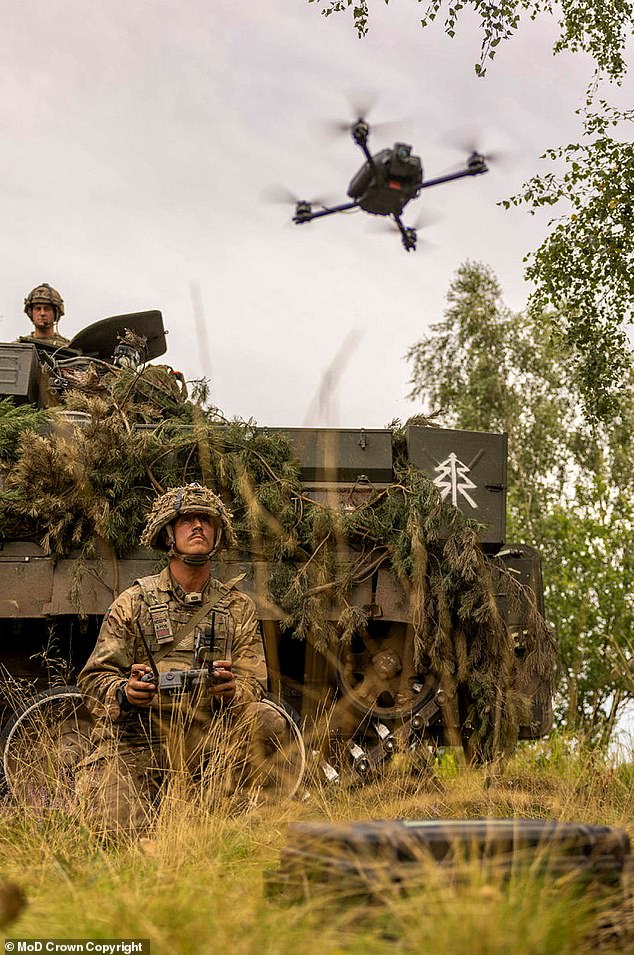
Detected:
left=0, top=1, right=626, bottom=427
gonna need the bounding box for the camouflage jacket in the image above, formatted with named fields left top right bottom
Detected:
left=78, top=567, right=267, bottom=726
left=15, top=331, right=70, bottom=347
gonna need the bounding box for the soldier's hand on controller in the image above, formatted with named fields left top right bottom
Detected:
left=209, top=659, right=236, bottom=702
left=127, top=663, right=156, bottom=706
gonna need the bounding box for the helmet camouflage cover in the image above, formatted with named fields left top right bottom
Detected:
left=24, top=283, right=65, bottom=319
left=141, top=483, right=236, bottom=552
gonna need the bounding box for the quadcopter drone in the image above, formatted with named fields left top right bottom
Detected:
left=292, top=119, right=489, bottom=252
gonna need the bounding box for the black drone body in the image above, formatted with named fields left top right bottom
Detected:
left=293, top=120, right=488, bottom=252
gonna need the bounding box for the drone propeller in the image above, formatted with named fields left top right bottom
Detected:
left=323, top=92, right=376, bottom=135
left=322, top=116, right=404, bottom=141
left=321, top=93, right=403, bottom=141
left=261, top=184, right=301, bottom=206
left=409, top=208, right=441, bottom=231
left=261, top=184, right=336, bottom=209
left=467, top=146, right=509, bottom=167
left=441, top=126, right=513, bottom=169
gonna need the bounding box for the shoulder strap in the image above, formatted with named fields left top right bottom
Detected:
left=138, top=573, right=246, bottom=674
left=136, top=574, right=163, bottom=607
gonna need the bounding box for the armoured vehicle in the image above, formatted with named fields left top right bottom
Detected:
left=0, top=310, right=555, bottom=802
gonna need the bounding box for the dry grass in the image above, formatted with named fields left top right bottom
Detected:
left=0, top=734, right=632, bottom=953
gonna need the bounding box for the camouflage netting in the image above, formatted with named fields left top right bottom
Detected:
left=0, top=367, right=558, bottom=759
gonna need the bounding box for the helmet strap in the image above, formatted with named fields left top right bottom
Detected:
left=164, top=522, right=223, bottom=565
left=169, top=549, right=211, bottom=567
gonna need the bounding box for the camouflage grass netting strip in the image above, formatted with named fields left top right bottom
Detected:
left=0, top=373, right=557, bottom=758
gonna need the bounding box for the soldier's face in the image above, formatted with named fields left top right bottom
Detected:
left=172, top=513, right=216, bottom=555
left=31, top=304, right=56, bottom=329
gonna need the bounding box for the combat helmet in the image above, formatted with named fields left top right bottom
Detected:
left=141, top=483, right=236, bottom=559
left=24, top=283, right=65, bottom=320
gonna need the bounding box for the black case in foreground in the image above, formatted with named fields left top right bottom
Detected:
left=266, top=818, right=631, bottom=899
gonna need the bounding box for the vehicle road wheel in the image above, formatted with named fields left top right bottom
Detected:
left=337, top=623, right=439, bottom=722
left=1, top=686, right=93, bottom=808
left=250, top=696, right=306, bottom=801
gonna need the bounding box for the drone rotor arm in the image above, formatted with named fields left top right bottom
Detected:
left=421, top=155, right=489, bottom=191
left=349, top=122, right=384, bottom=183
left=293, top=200, right=360, bottom=224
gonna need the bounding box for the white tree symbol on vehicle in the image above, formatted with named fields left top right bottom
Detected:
left=433, top=453, right=478, bottom=509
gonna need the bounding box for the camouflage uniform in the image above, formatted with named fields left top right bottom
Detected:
left=76, top=566, right=280, bottom=833
left=15, top=331, right=70, bottom=347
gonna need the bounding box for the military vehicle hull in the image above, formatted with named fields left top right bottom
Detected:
left=0, top=318, right=555, bottom=793
left=0, top=537, right=552, bottom=790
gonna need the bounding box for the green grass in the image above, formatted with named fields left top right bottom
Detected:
left=0, top=737, right=633, bottom=954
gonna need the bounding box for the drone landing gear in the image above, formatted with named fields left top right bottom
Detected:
left=392, top=214, right=417, bottom=252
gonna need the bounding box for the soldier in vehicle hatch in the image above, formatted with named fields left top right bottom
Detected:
left=76, top=483, right=287, bottom=833
left=18, top=282, right=70, bottom=347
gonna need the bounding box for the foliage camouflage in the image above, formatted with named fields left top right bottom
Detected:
left=408, top=260, right=634, bottom=743
left=0, top=365, right=556, bottom=757
left=24, top=282, right=65, bottom=319
left=140, top=483, right=237, bottom=551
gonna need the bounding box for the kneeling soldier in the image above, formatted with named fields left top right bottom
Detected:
left=77, top=483, right=286, bottom=833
